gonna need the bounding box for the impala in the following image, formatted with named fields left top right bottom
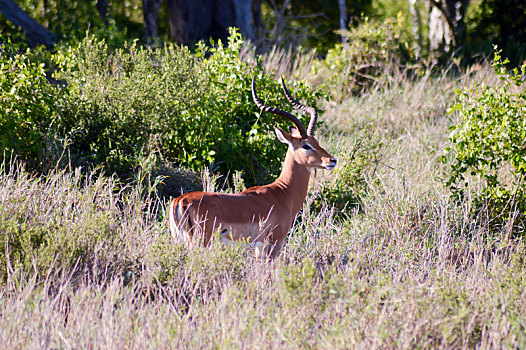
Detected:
left=168, top=76, right=337, bottom=257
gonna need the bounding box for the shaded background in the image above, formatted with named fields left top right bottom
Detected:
left=1, top=0, right=525, bottom=63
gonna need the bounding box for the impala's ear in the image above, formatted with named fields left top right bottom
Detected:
left=274, top=127, right=293, bottom=145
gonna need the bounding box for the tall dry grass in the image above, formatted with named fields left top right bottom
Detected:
left=1, top=58, right=525, bottom=349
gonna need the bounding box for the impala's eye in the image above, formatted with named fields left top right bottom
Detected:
left=302, top=144, right=313, bottom=151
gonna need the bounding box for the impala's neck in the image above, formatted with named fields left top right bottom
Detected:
left=274, top=149, right=311, bottom=215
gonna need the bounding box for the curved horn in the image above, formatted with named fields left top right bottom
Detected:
left=252, top=76, right=308, bottom=138
left=280, top=77, right=318, bottom=136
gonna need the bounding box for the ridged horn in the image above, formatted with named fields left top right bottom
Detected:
left=251, top=76, right=308, bottom=139
left=280, top=77, right=318, bottom=136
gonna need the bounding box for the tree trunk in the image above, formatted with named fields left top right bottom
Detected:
left=409, top=0, right=422, bottom=58
left=166, top=0, right=260, bottom=45
left=0, top=0, right=56, bottom=47
left=429, top=4, right=452, bottom=53
left=143, top=0, right=162, bottom=44
left=233, top=0, right=256, bottom=42
left=428, top=0, right=469, bottom=51
left=167, top=0, right=186, bottom=43
left=96, top=0, right=109, bottom=24
left=252, top=0, right=264, bottom=40
left=338, top=0, right=347, bottom=43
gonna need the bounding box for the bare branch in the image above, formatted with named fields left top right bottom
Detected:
left=0, top=0, right=56, bottom=47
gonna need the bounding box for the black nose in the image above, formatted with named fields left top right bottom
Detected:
left=330, top=158, right=337, bottom=164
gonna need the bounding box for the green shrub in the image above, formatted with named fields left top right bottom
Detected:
left=0, top=42, right=62, bottom=169
left=444, top=49, right=526, bottom=233
left=1, top=29, right=322, bottom=186
left=468, top=0, right=526, bottom=66
left=54, top=29, right=322, bottom=185
left=53, top=36, right=204, bottom=179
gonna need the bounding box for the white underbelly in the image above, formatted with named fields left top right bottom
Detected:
left=219, top=221, right=275, bottom=243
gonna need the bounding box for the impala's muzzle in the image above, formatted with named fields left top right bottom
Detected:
left=323, top=158, right=337, bottom=170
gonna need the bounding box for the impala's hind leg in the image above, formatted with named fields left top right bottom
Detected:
left=169, top=199, right=188, bottom=245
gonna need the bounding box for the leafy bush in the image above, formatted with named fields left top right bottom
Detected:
left=54, top=29, right=321, bottom=185
left=0, top=42, right=62, bottom=169
left=310, top=16, right=414, bottom=100
left=53, top=36, right=204, bottom=179
left=1, top=29, right=322, bottom=186
left=444, top=50, right=526, bottom=232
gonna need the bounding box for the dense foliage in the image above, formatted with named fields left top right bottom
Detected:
left=0, top=43, right=63, bottom=169
left=1, top=0, right=524, bottom=63
left=260, top=0, right=373, bottom=52
left=1, top=29, right=321, bottom=185
left=444, top=50, right=526, bottom=232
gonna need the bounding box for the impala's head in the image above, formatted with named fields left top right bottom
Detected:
left=274, top=127, right=336, bottom=170
left=252, top=77, right=337, bottom=170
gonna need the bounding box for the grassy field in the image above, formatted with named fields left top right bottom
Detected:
left=1, top=54, right=525, bottom=349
